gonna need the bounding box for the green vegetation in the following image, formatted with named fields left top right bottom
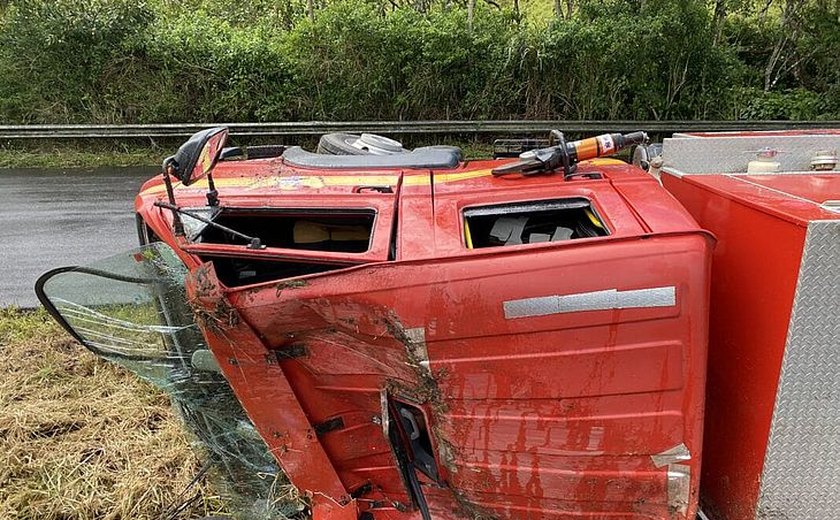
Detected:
left=1, top=0, right=839, bottom=126
left=0, top=145, right=164, bottom=168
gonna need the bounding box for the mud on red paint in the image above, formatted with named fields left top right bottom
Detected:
left=126, top=150, right=716, bottom=520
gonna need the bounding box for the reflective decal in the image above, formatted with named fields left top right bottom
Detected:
left=503, top=286, right=676, bottom=319
left=652, top=443, right=691, bottom=468
left=667, top=464, right=691, bottom=516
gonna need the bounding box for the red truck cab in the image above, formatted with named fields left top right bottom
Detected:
left=39, top=133, right=713, bottom=520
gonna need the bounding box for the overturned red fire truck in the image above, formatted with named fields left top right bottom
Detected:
left=35, top=128, right=839, bottom=520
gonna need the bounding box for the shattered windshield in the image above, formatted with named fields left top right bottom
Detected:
left=36, top=243, right=303, bottom=519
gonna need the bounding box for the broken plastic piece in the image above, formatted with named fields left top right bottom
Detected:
left=529, top=233, right=552, bottom=243
left=489, top=216, right=528, bottom=245
left=552, top=227, right=574, bottom=241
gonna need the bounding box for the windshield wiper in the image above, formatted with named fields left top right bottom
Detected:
left=154, top=201, right=266, bottom=250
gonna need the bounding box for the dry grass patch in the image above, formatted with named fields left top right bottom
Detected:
left=0, top=307, right=225, bottom=519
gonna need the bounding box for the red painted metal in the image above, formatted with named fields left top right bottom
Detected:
left=187, top=263, right=351, bottom=504
left=661, top=132, right=840, bottom=520
left=136, top=153, right=713, bottom=520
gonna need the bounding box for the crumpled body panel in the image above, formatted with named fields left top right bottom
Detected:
left=188, top=231, right=712, bottom=520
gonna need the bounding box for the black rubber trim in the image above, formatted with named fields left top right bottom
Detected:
left=462, top=197, right=592, bottom=217
left=385, top=398, right=432, bottom=520
left=214, top=206, right=376, bottom=216
left=283, top=146, right=461, bottom=170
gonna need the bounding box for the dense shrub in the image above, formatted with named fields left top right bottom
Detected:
left=0, top=0, right=154, bottom=123
left=735, top=87, right=837, bottom=120
left=140, top=11, right=297, bottom=122
left=0, top=0, right=836, bottom=124
left=287, top=3, right=520, bottom=120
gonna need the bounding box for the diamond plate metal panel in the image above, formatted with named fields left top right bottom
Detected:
left=757, top=220, right=840, bottom=519
left=661, top=135, right=840, bottom=174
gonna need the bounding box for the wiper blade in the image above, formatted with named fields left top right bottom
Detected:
left=154, top=201, right=266, bottom=250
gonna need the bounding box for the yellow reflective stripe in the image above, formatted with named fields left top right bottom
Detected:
left=403, top=175, right=431, bottom=186
left=435, top=169, right=494, bottom=183
left=323, top=175, right=398, bottom=186
left=139, top=168, right=496, bottom=196
left=585, top=158, right=625, bottom=166
left=140, top=175, right=399, bottom=196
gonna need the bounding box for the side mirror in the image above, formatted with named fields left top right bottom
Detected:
left=168, top=127, right=229, bottom=186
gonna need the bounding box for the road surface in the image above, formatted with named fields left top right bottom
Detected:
left=0, top=167, right=158, bottom=307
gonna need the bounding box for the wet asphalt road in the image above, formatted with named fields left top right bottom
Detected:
left=0, top=167, right=158, bottom=307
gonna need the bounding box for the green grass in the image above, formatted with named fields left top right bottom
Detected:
left=0, top=145, right=165, bottom=168
left=0, top=307, right=54, bottom=343
left=0, top=139, right=498, bottom=169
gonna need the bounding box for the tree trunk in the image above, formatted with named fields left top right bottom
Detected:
left=307, top=0, right=315, bottom=22
left=554, top=0, right=563, bottom=19
left=764, top=0, right=804, bottom=91
left=712, top=0, right=726, bottom=46
left=468, top=0, right=475, bottom=30
left=565, top=0, right=574, bottom=19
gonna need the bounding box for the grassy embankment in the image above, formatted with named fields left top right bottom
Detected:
left=0, top=140, right=496, bottom=169
left=0, top=145, right=164, bottom=168
left=0, top=307, right=225, bottom=519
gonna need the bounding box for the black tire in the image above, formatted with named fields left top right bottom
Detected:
left=317, top=133, right=370, bottom=155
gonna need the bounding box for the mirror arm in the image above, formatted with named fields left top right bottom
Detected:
left=206, top=171, right=219, bottom=207
left=162, top=158, right=185, bottom=236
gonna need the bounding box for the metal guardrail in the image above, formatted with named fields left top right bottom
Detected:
left=2, top=120, right=840, bottom=139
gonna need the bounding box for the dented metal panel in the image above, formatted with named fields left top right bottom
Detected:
left=223, top=230, right=710, bottom=520
left=757, top=220, right=840, bottom=519
left=121, top=154, right=713, bottom=520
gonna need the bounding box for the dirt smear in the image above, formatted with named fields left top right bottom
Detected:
left=383, top=314, right=497, bottom=520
